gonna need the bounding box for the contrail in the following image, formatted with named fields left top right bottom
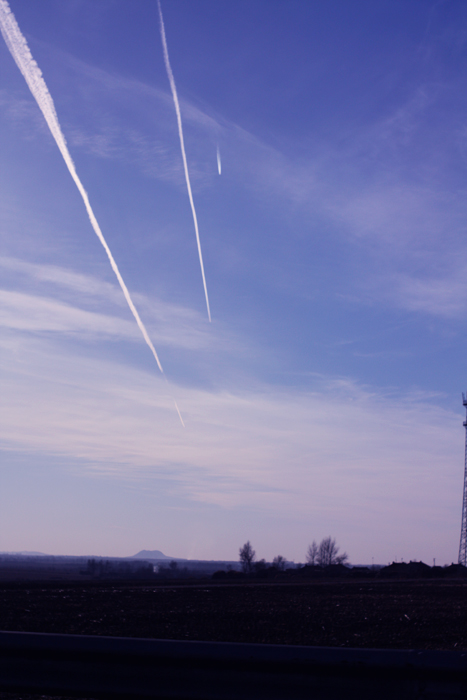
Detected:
left=217, top=146, right=221, bottom=175
left=157, top=0, right=211, bottom=322
left=0, top=0, right=184, bottom=425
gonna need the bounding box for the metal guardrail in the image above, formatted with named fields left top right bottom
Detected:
left=0, top=630, right=466, bottom=699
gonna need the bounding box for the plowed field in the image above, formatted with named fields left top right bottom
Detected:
left=0, top=578, right=466, bottom=650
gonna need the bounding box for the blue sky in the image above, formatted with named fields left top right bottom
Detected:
left=1, top=0, right=466, bottom=564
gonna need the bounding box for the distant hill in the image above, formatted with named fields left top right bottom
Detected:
left=0, top=551, right=47, bottom=556
left=132, top=550, right=170, bottom=560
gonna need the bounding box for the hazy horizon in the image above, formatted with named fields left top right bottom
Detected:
left=0, top=548, right=443, bottom=568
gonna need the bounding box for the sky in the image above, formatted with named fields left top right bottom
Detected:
left=1, top=0, right=467, bottom=565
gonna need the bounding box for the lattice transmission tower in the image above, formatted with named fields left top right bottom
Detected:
left=459, top=393, right=467, bottom=565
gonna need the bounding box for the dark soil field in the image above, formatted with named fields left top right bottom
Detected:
left=1, top=577, right=466, bottom=650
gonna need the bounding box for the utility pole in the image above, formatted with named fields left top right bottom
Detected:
left=458, top=393, right=467, bottom=566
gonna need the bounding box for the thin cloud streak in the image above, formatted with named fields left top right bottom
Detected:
left=0, top=259, right=252, bottom=363
left=0, top=256, right=126, bottom=306
left=0, top=289, right=138, bottom=338
left=0, top=334, right=461, bottom=524
left=0, top=288, right=215, bottom=352
left=4, top=54, right=466, bottom=326
left=9, top=41, right=464, bottom=258
left=0, top=257, right=251, bottom=354
left=157, top=0, right=211, bottom=322
left=10, top=43, right=463, bottom=271
left=0, top=0, right=166, bottom=377
left=389, top=270, right=467, bottom=319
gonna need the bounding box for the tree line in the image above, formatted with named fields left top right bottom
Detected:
left=238, top=537, right=348, bottom=574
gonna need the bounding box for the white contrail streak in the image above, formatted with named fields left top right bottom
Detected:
left=173, top=398, right=185, bottom=428
left=0, top=0, right=184, bottom=424
left=157, top=0, right=211, bottom=323
left=217, top=146, right=221, bottom=175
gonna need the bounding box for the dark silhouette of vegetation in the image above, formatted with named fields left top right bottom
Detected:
left=85, top=558, right=154, bottom=579
left=272, top=555, right=286, bottom=571
left=307, top=537, right=348, bottom=567
left=306, top=541, right=319, bottom=565
left=254, top=558, right=267, bottom=574
left=239, top=541, right=256, bottom=573
left=155, top=561, right=190, bottom=579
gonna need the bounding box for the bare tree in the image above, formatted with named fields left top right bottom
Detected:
left=316, top=537, right=348, bottom=567
left=306, top=541, right=319, bottom=565
left=273, top=555, right=286, bottom=571
left=239, top=541, right=256, bottom=573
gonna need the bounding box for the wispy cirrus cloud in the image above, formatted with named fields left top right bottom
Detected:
left=4, top=33, right=467, bottom=330
left=0, top=330, right=460, bottom=529
left=0, top=289, right=138, bottom=339
left=0, top=256, right=125, bottom=304
left=0, top=258, right=247, bottom=356
left=389, top=268, right=467, bottom=319
left=6, top=37, right=465, bottom=251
